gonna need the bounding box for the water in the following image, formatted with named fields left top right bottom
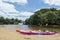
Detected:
left=0, top=24, right=60, bottom=33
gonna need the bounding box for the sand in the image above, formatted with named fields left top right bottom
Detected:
left=0, top=26, right=60, bottom=40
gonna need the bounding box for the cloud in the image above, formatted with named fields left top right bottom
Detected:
left=0, top=0, right=19, bottom=13
left=2, top=0, right=28, bottom=4
left=0, top=0, right=19, bottom=18
left=43, top=0, right=60, bottom=6
left=0, top=0, right=33, bottom=20
left=7, top=12, right=34, bottom=20
left=0, top=11, right=8, bottom=17
left=20, top=12, right=34, bottom=17
left=34, top=9, right=40, bottom=12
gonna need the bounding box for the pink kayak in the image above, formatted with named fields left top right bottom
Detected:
left=16, top=30, right=56, bottom=35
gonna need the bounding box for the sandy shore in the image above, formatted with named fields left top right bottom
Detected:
left=0, top=26, right=60, bottom=40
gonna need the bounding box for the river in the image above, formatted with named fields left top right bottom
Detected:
left=0, top=24, right=60, bottom=33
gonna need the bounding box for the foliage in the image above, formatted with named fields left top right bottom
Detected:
left=25, top=8, right=60, bottom=25
left=0, top=17, right=22, bottom=24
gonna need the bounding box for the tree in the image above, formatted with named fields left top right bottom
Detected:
left=0, top=17, right=22, bottom=24
left=45, top=12, right=57, bottom=25
left=25, top=8, right=60, bottom=25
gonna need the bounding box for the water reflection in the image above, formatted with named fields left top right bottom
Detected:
left=0, top=24, right=60, bottom=33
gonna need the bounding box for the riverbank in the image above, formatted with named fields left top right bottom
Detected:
left=0, top=26, right=60, bottom=40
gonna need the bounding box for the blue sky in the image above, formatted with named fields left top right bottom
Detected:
left=0, top=0, right=60, bottom=21
left=12, top=0, right=60, bottom=12
left=14, top=0, right=60, bottom=12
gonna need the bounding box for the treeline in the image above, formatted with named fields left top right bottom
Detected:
left=0, top=17, right=22, bottom=24
left=25, top=8, right=60, bottom=25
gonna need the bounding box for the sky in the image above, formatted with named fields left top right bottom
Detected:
left=0, top=0, right=60, bottom=21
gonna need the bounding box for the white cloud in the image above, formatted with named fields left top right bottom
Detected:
left=0, top=0, right=33, bottom=20
left=43, top=0, right=60, bottom=6
left=0, top=0, right=19, bottom=13
left=20, top=12, right=34, bottom=17
left=7, top=12, right=34, bottom=17
left=34, top=9, right=40, bottom=12
left=0, top=11, right=8, bottom=17
left=7, top=12, right=34, bottom=20
left=0, top=11, right=34, bottom=20
left=0, top=0, right=19, bottom=18
left=2, top=0, right=27, bottom=4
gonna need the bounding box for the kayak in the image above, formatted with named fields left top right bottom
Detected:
left=16, top=30, right=56, bottom=35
